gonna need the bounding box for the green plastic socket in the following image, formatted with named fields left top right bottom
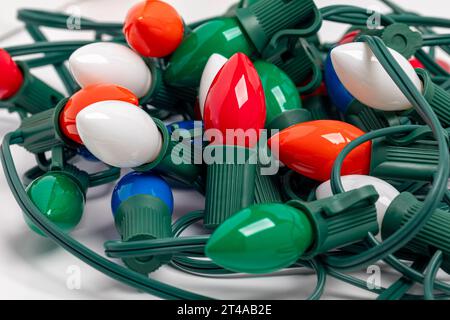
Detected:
left=2, top=62, right=64, bottom=114
left=381, top=23, right=423, bottom=59
left=288, top=185, right=379, bottom=258
left=382, top=192, right=450, bottom=273
left=370, top=137, right=439, bottom=181
left=140, top=62, right=197, bottom=114
left=416, top=68, right=450, bottom=128
left=156, top=138, right=202, bottom=186
left=18, top=98, right=78, bottom=154
left=266, top=38, right=321, bottom=86
left=204, top=145, right=257, bottom=229
left=115, top=194, right=173, bottom=274
left=236, top=0, right=317, bottom=54
left=344, top=100, right=407, bottom=132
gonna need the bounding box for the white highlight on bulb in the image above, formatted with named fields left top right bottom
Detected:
left=315, top=175, right=400, bottom=236
left=69, top=42, right=152, bottom=98
left=331, top=42, right=423, bottom=111
left=76, top=100, right=162, bottom=168
left=198, top=54, right=228, bottom=117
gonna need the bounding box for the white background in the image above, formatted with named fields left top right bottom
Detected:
left=0, top=0, right=449, bottom=299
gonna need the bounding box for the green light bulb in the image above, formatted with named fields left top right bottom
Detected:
left=205, top=203, right=313, bottom=274
left=254, top=60, right=311, bottom=131
left=25, top=172, right=85, bottom=236
left=164, top=18, right=255, bottom=87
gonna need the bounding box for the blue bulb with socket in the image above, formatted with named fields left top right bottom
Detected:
left=324, top=53, right=354, bottom=113
left=111, top=171, right=174, bottom=274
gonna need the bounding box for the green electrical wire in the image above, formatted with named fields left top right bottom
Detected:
left=0, top=132, right=212, bottom=300
left=326, top=36, right=449, bottom=271
left=424, top=250, right=444, bottom=300
left=25, top=24, right=79, bottom=94
left=376, top=260, right=427, bottom=300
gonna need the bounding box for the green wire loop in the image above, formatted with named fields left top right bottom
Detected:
left=424, top=250, right=444, bottom=300
left=326, top=36, right=449, bottom=271
left=0, top=132, right=210, bottom=300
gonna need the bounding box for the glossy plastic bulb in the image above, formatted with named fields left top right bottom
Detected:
left=111, top=171, right=173, bottom=215
left=0, top=48, right=24, bottom=99
left=324, top=54, right=354, bottom=113
left=331, top=42, right=422, bottom=111
left=203, top=53, right=266, bottom=147
left=316, top=175, right=400, bottom=227
left=198, top=54, right=228, bottom=117
left=123, top=0, right=184, bottom=58
left=76, top=100, right=162, bottom=168
left=253, top=60, right=302, bottom=126
left=206, top=203, right=313, bottom=274
left=268, top=120, right=371, bottom=182
left=26, top=172, right=85, bottom=235
left=69, top=42, right=152, bottom=98
left=165, top=18, right=255, bottom=87
left=59, top=84, right=139, bottom=144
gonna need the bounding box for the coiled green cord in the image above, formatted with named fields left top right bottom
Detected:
left=25, top=24, right=78, bottom=94
left=424, top=250, right=444, bottom=300
left=2, top=4, right=450, bottom=300
left=326, top=36, right=449, bottom=271
left=0, top=132, right=210, bottom=300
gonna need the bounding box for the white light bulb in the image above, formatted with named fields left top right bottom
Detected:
left=315, top=175, right=400, bottom=235
left=76, top=101, right=162, bottom=168
left=331, top=42, right=423, bottom=111
left=69, top=42, right=152, bottom=98
left=198, top=54, right=228, bottom=118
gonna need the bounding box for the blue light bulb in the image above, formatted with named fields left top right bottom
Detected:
left=324, top=53, right=354, bottom=113
left=77, top=146, right=99, bottom=162
left=166, top=120, right=199, bottom=134
left=111, top=171, right=174, bottom=216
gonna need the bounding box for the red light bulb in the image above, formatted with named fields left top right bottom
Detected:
left=0, top=48, right=24, bottom=99
left=203, top=53, right=266, bottom=147
left=123, top=0, right=184, bottom=58
left=338, top=30, right=361, bottom=45
left=268, top=120, right=371, bottom=181
left=59, top=84, right=139, bottom=144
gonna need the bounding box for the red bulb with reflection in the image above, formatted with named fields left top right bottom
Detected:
left=203, top=53, right=266, bottom=148
left=59, top=84, right=139, bottom=144
left=123, top=0, right=184, bottom=58
left=268, top=120, right=371, bottom=181
left=0, top=49, right=24, bottom=99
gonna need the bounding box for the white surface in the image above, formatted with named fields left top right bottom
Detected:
left=69, top=42, right=152, bottom=98
left=1, top=0, right=450, bottom=300
left=77, top=101, right=163, bottom=167
left=331, top=42, right=423, bottom=110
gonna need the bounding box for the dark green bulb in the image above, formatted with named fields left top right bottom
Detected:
left=205, top=203, right=313, bottom=274
left=165, top=18, right=255, bottom=87
left=25, top=172, right=85, bottom=236
left=254, top=60, right=303, bottom=126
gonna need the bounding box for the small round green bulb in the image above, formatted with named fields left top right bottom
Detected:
left=25, top=172, right=85, bottom=236
left=205, top=203, right=313, bottom=274
left=165, top=18, right=255, bottom=87
left=253, top=60, right=304, bottom=128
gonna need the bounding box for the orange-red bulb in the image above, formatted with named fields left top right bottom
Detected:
left=0, top=49, right=24, bottom=99
left=59, top=84, right=139, bottom=144
left=204, top=53, right=266, bottom=148
left=268, top=120, right=371, bottom=181
left=123, top=0, right=184, bottom=58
